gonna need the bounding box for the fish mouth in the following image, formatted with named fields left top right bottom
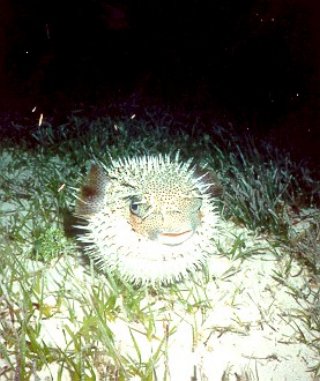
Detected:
left=158, top=230, right=194, bottom=246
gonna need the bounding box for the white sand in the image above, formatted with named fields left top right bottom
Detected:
left=1, top=221, right=319, bottom=380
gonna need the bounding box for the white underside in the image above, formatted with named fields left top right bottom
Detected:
left=78, top=202, right=219, bottom=285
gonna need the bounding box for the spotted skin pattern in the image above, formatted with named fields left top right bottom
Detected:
left=75, top=153, right=221, bottom=285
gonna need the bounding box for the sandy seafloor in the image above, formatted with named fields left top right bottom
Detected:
left=1, top=217, right=319, bottom=381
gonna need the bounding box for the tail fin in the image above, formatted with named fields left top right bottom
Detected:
left=76, top=164, right=108, bottom=216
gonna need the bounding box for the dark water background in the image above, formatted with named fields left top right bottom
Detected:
left=0, top=0, right=319, bottom=163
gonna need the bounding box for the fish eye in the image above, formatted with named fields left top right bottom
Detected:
left=130, top=201, right=139, bottom=213
left=192, top=197, right=202, bottom=211
left=129, top=196, right=152, bottom=219
left=129, top=196, right=143, bottom=216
